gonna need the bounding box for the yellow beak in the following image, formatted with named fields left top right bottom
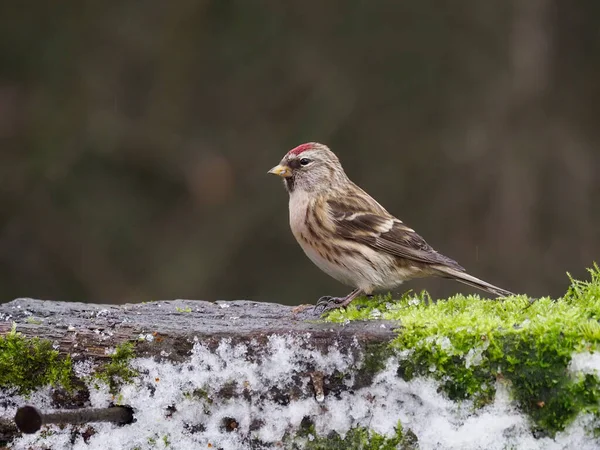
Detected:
left=268, top=164, right=292, bottom=178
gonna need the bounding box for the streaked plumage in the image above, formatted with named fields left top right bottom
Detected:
left=268, top=142, right=513, bottom=311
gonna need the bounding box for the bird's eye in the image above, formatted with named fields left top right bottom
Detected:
left=299, top=158, right=311, bottom=166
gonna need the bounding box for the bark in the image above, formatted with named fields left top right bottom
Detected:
left=0, top=298, right=395, bottom=361
left=0, top=298, right=398, bottom=444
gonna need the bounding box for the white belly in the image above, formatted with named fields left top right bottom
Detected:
left=299, top=240, right=359, bottom=287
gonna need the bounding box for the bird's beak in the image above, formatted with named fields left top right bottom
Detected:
left=267, top=164, right=292, bottom=178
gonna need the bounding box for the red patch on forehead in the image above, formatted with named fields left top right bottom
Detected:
left=287, top=142, right=315, bottom=156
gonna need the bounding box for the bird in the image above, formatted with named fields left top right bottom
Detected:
left=268, top=142, right=514, bottom=312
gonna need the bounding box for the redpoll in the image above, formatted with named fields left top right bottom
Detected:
left=268, top=142, right=513, bottom=311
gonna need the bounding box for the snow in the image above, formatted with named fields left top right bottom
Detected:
left=464, top=340, right=490, bottom=369
left=569, top=352, right=600, bottom=376
left=3, top=335, right=600, bottom=450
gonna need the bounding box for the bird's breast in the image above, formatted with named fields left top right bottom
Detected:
left=288, top=192, right=312, bottom=237
left=287, top=192, right=369, bottom=289
left=286, top=192, right=415, bottom=291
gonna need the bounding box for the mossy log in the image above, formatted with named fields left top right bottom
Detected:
left=0, top=298, right=405, bottom=449
left=0, top=297, right=395, bottom=364
left=1, top=267, right=600, bottom=450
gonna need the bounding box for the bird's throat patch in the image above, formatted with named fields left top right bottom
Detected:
left=284, top=176, right=295, bottom=193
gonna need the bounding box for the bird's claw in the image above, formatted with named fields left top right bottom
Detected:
left=314, top=296, right=345, bottom=314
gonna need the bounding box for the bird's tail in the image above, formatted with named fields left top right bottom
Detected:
left=435, top=266, right=514, bottom=298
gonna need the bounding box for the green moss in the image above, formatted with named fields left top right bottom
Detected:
left=182, top=387, right=213, bottom=414
left=25, top=316, right=43, bottom=325
left=93, top=341, right=139, bottom=395
left=0, top=323, right=73, bottom=395
left=297, top=421, right=417, bottom=450
left=325, top=264, right=600, bottom=435
left=354, top=342, right=395, bottom=388
left=183, top=387, right=212, bottom=402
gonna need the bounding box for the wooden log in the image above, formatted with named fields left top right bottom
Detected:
left=0, top=298, right=403, bottom=449
left=2, top=287, right=600, bottom=449
left=0, top=298, right=396, bottom=363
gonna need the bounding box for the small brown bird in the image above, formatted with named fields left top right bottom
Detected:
left=268, top=142, right=513, bottom=311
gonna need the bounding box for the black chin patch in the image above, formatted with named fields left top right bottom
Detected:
left=284, top=176, right=295, bottom=193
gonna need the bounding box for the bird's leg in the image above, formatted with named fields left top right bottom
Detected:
left=315, top=288, right=363, bottom=313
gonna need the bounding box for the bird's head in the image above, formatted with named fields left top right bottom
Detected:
left=268, top=142, right=348, bottom=194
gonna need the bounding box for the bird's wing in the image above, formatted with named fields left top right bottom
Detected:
left=327, top=195, right=464, bottom=270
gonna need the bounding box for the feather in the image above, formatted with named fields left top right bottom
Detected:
left=327, top=193, right=464, bottom=271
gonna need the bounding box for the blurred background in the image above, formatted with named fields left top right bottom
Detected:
left=0, top=1, right=598, bottom=305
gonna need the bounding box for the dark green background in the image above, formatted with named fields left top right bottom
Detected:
left=1, top=1, right=598, bottom=305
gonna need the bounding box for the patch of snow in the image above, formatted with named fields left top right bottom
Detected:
left=465, top=340, right=490, bottom=369
left=369, top=309, right=382, bottom=319
left=437, top=336, right=455, bottom=353
left=408, top=297, right=420, bottom=306
left=73, top=360, right=96, bottom=378
left=569, top=352, right=600, bottom=376
left=3, top=339, right=600, bottom=450
left=138, top=333, right=154, bottom=342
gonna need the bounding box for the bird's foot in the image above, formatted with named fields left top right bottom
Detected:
left=314, top=289, right=363, bottom=314
left=314, top=296, right=346, bottom=314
